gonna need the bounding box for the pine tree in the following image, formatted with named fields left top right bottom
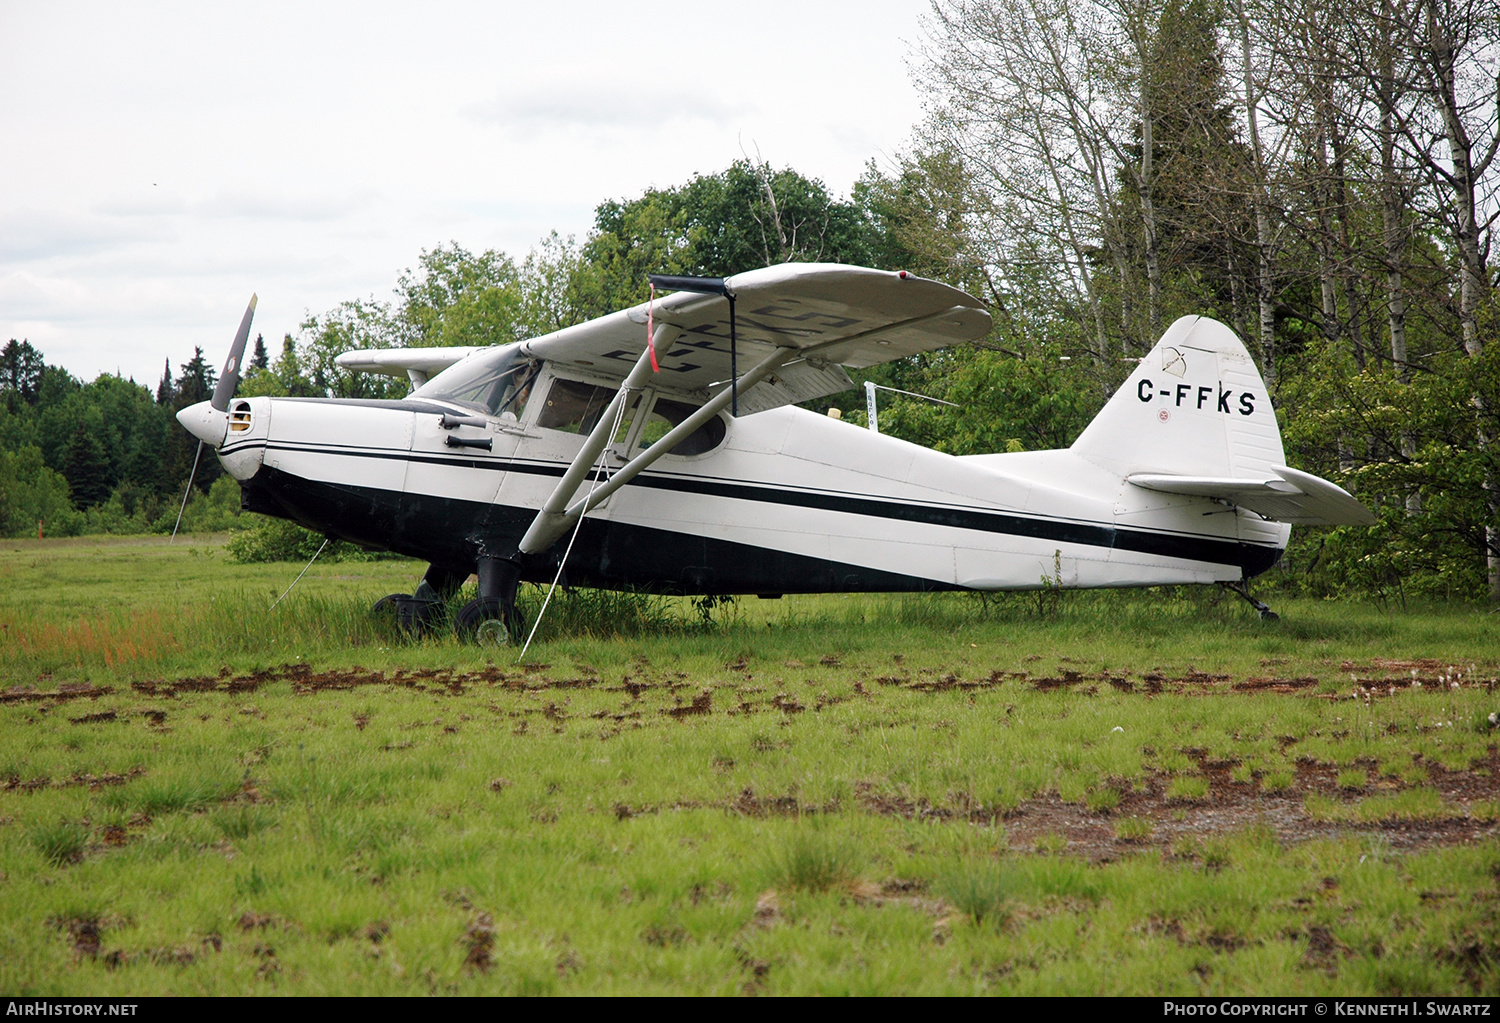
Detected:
left=156, top=359, right=174, bottom=405
left=175, top=348, right=215, bottom=407
left=60, top=425, right=114, bottom=508
left=1, top=339, right=45, bottom=405
left=251, top=333, right=269, bottom=370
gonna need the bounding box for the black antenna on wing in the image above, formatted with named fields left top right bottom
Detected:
left=647, top=274, right=739, bottom=416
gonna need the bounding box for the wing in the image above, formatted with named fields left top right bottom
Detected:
left=334, top=346, right=481, bottom=386
left=519, top=263, right=991, bottom=413
left=1127, top=465, right=1377, bottom=525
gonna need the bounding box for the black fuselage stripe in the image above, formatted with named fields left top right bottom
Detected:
left=232, top=439, right=1276, bottom=568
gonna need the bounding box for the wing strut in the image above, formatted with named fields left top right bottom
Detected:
left=518, top=343, right=797, bottom=555
left=517, top=302, right=989, bottom=555
left=517, top=323, right=681, bottom=555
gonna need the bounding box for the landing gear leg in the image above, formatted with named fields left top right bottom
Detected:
left=456, top=556, right=524, bottom=644
left=416, top=563, right=469, bottom=603
left=1220, top=579, right=1279, bottom=621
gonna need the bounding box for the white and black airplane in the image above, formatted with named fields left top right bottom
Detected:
left=176, top=263, right=1374, bottom=638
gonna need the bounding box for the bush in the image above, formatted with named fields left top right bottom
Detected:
left=224, top=515, right=397, bottom=564
left=157, top=474, right=243, bottom=535
left=0, top=445, right=83, bottom=538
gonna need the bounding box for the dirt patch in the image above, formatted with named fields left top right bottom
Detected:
left=237, top=912, right=280, bottom=932
left=2, top=684, right=114, bottom=705
left=728, top=785, right=822, bottom=817
left=1234, top=677, right=1321, bottom=693
left=663, top=691, right=711, bottom=718
left=2, top=766, right=145, bottom=793
left=462, top=912, right=495, bottom=972
left=62, top=917, right=102, bottom=959
left=102, top=663, right=1500, bottom=706
left=816, top=759, right=1498, bottom=859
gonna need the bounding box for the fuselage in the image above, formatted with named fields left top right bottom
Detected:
left=212, top=375, right=1285, bottom=595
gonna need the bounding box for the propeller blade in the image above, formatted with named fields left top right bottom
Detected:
left=211, top=294, right=258, bottom=412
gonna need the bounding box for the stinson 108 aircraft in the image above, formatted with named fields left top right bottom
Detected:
left=177, top=263, right=1374, bottom=639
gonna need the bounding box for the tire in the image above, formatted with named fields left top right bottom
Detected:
left=373, top=593, right=443, bottom=636
left=455, top=597, right=524, bottom=645
left=400, top=596, right=445, bottom=636
left=371, top=593, right=409, bottom=616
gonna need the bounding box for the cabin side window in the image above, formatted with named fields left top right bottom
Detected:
left=536, top=378, right=639, bottom=442
left=638, top=397, right=726, bottom=457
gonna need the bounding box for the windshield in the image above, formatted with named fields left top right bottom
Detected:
left=411, top=344, right=536, bottom=417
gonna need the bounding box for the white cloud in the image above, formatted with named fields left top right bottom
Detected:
left=0, top=209, right=175, bottom=262
left=0, top=0, right=929, bottom=384
left=466, top=85, right=750, bottom=135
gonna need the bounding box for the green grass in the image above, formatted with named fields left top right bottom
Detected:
left=936, top=864, right=1014, bottom=927
left=1305, top=789, right=1465, bottom=823
left=765, top=830, right=864, bottom=892
left=0, top=535, right=1498, bottom=994
left=28, top=820, right=89, bottom=867
left=1167, top=776, right=1212, bottom=801
left=1115, top=816, right=1154, bottom=842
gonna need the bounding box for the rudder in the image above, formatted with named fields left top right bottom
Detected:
left=1071, top=316, right=1285, bottom=480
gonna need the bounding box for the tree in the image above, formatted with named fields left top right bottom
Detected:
left=60, top=425, right=113, bottom=508
left=0, top=445, right=78, bottom=537
left=155, top=359, right=174, bottom=405
left=239, top=335, right=320, bottom=398
left=582, top=160, right=883, bottom=312
left=1, top=339, right=45, bottom=407
left=395, top=243, right=525, bottom=346
left=176, top=348, right=215, bottom=407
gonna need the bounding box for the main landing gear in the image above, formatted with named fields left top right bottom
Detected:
left=1219, top=578, right=1279, bottom=621
left=371, top=557, right=525, bottom=643
left=454, top=556, right=525, bottom=645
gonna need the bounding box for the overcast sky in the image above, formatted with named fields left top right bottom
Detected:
left=0, top=1, right=933, bottom=387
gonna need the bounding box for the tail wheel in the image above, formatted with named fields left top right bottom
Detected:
left=455, top=597, right=524, bottom=645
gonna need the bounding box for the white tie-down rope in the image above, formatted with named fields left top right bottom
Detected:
left=269, top=537, right=330, bottom=610
left=169, top=441, right=204, bottom=544
left=517, top=391, right=632, bottom=660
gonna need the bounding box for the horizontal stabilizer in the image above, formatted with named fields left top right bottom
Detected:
left=1127, top=465, right=1376, bottom=526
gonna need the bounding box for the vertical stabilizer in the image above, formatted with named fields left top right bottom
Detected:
left=1072, top=316, right=1284, bottom=480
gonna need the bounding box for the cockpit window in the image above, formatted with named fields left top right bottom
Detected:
left=411, top=345, right=535, bottom=418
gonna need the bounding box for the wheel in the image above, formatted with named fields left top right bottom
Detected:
left=401, top=597, right=445, bottom=636
left=475, top=619, right=510, bottom=646
left=455, top=597, right=524, bottom=645
left=371, top=593, right=408, bottom=616
left=374, top=593, right=443, bottom=636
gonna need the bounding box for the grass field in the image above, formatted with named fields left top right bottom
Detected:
left=1, top=535, right=1497, bottom=995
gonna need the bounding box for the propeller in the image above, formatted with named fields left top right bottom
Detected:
left=172, top=293, right=257, bottom=542
left=212, top=293, right=257, bottom=412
